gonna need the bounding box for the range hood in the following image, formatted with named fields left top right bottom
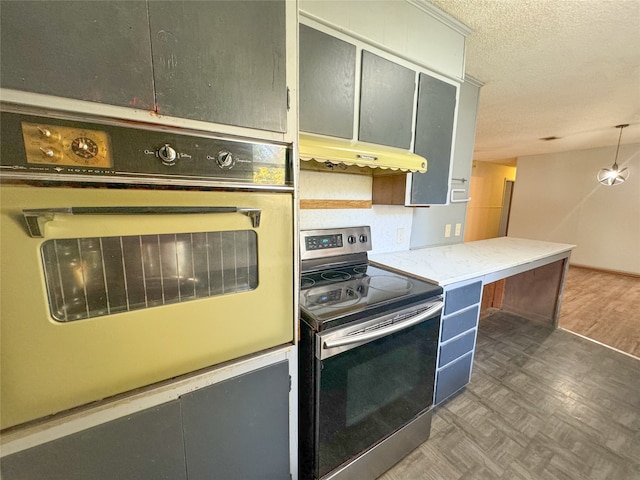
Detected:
left=299, top=133, right=427, bottom=173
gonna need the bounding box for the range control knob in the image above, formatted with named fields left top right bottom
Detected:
left=157, top=144, right=177, bottom=166
left=37, top=126, right=60, bottom=141
left=216, top=151, right=235, bottom=169
left=39, top=146, right=61, bottom=161
left=348, top=235, right=357, bottom=244
left=359, top=234, right=368, bottom=243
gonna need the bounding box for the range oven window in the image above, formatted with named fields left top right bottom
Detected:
left=316, top=316, right=439, bottom=478
left=41, top=230, right=258, bottom=322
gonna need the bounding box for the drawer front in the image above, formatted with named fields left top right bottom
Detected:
left=434, top=352, right=473, bottom=405
left=444, top=281, right=482, bottom=315
left=439, top=329, right=476, bottom=367
left=441, top=306, right=479, bottom=342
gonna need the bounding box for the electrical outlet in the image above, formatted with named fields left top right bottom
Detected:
left=444, top=224, right=451, bottom=238
left=396, top=228, right=405, bottom=244
left=455, top=223, right=462, bottom=236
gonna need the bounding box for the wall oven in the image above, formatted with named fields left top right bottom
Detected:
left=0, top=104, right=294, bottom=430
left=298, top=227, right=443, bottom=480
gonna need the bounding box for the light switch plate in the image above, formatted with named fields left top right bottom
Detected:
left=455, top=223, right=462, bottom=236
left=444, top=224, right=451, bottom=237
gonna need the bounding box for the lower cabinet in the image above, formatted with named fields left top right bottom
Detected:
left=1, top=401, right=187, bottom=480
left=1, top=361, right=291, bottom=480
left=182, top=361, right=291, bottom=480
left=434, top=352, right=473, bottom=405
left=434, top=279, right=482, bottom=405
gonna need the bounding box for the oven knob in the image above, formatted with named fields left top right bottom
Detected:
left=39, top=146, right=61, bottom=161
left=157, top=144, right=177, bottom=166
left=216, top=151, right=235, bottom=169
left=348, top=235, right=356, bottom=244
left=36, top=126, right=60, bottom=141
left=359, top=234, right=368, bottom=243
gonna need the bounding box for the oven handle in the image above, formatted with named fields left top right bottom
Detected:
left=322, top=300, right=443, bottom=350
left=22, top=206, right=262, bottom=237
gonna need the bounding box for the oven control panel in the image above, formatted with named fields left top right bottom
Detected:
left=304, top=233, right=343, bottom=251
left=21, top=122, right=114, bottom=169
left=300, top=226, right=372, bottom=261
left=0, top=108, right=292, bottom=188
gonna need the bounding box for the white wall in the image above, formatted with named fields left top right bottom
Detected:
left=508, top=144, right=640, bottom=274
left=299, top=171, right=413, bottom=254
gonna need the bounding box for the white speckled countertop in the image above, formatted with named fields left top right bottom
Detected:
left=369, top=237, right=575, bottom=286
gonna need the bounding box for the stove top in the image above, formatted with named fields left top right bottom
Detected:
left=300, top=263, right=442, bottom=331
left=299, top=226, right=443, bottom=331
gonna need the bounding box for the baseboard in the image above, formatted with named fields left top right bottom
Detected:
left=569, top=264, right=640, bottom=278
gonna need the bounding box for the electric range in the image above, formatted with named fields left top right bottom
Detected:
left=298, top=226, right=443, bottom=480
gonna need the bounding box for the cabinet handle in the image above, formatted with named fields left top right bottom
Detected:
left=22, top=206, right=262, bottom=237
left=450, top=189, right=471, bottom=203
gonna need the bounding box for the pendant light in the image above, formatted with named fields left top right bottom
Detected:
left=597, top=124, right=630, bottom=186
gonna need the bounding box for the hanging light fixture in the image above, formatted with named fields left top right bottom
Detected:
left=597, top=124, right=630, bottom=186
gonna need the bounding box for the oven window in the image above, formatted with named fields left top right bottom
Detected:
left=345, top=341, right=422, bottom=426
left=317, top=317, right=439, bottom=478
left=41, top=230, right=258, bottom=322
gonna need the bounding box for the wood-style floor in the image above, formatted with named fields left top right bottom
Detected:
left=378, top=311, right=640, bottom=480
left=558, top=266, right=640, bottom=358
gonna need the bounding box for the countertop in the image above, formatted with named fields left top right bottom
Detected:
left=369, top=237, right=575, bottom=286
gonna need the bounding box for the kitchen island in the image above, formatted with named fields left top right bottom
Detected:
left=370, top=236, right=575, bottom=405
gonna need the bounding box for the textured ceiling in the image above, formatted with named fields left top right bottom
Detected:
left=427, top=0, right=640, bottom=164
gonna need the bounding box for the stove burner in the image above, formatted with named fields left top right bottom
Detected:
left=300, top=228, right=443, bottom=331
left=304, top=285, right=361, bottom=308
left=300, top=276, right=316, bottom=288
left=320, top=270, right=352, bottom=281
left=368, top=275, right=414, bottom=293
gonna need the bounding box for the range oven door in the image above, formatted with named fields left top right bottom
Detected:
left=0, top=184, right=293, bottom=429
left=313, top=300, right=442, bottom=479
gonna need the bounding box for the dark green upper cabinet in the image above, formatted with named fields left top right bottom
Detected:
left=358, top=51, right=416, bottom=150
left=410, top=73, right=457, bottom=205
left=299, top=25, right=356, bottom=139
left=148, top=1, right=287, bottom=133
left=0, top=1, right=155, bottom=110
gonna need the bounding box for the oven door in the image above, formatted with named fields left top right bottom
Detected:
left=0, top=184, right=293, bottom=429
left=314, top=300, right=442, bottom=479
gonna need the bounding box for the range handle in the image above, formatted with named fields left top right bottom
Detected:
left=322, top=299, right=443, bottom=352
left=22, top=206, right=262, bottom=237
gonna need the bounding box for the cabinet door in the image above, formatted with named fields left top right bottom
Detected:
left=1, top=401, right=187, bottom=480
left=409, top=73, right=457, bottom=205
left=181, top=361, right=290, bottom=480
left=149, top=1, right=287, bottom=133
left=299, top=25, right=356, bottom=139
left=434, top=352, right=473, bottom=405
left=358, top=51, right=415, bottom=149
left=444, top=280, right=483, bottom=315
left=0, top=1, right=154, bottom=110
